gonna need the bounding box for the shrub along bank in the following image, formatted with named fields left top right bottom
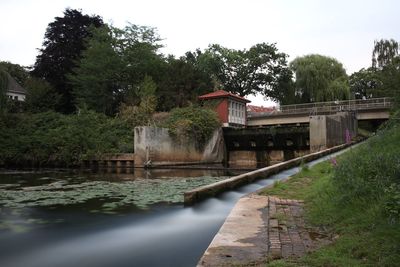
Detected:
left=0, top=106, right=221, bottom=168
left=163, top=106, right=220, bottom=149
left=0, top=110, right=133, bottom=167
left=260, top=113, right=400, bottom=266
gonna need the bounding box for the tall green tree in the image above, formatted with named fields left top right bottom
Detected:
left=116, top=23, right=164, bottom=87
left=290, top=54, right=349, bottom=103
left=31, top=8, right=104, bottom=113
left=70, top=23, right=164, bottom=115
left=349, top=68, right=382, bottom=99
left=157, top=55, right=213, bottom=111
left=372, top=39, right=399, bottom=69
left=199, top=43, right=291, bottom=97
left=70, top=25, right=124, bottom=115
left=351, top=39, right=400, bottom=103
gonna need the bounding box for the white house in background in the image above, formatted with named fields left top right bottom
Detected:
left=5, top=73, right=27, bottom=101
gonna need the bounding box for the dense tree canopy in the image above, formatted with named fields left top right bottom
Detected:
left=156, top=54, right=213, bottom=111
left=69, top=23, right=164, bottom=115
left=31, top=8, right=104, bottom=113
left=197, top=43, right=291, bottom=98
left=290, top=54, right=349, bottom=103
left=350, top=39, right=400, bottom=102
left=349, top=68, right=382, bottom=99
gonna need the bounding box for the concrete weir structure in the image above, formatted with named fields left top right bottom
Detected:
left=184, top=142, right=355, bottom=205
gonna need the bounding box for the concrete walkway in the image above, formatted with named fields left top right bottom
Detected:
left=198, top=195, right=330, bottom=266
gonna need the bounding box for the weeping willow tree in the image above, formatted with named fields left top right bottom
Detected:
left=372, top=39, right=399, bottom=69
left=0, top=70, right=8, bottom=114
left=290, top=54, right=350, bottom=103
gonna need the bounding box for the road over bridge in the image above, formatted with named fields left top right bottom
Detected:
left=248, top=97, right=392, bottom=127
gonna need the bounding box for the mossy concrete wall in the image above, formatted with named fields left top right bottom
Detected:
left=134, top=126, right=225, bottom=167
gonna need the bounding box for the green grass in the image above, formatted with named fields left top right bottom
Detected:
left=259, top=160, right=333, bottom=201
left=259, top=122, right=400, bottom=267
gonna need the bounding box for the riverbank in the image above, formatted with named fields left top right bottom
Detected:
left=261, top=121, right=400, bottom=266
left=199, top=119, right=400, bottom=266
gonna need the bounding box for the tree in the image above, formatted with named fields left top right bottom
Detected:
left=349, top=68, right=382, bottom=99
left=199, top=43, right=290, bottom=97
left=31, top=8, right=104, bottom=113
left=378, top=57, right=400, bottom=105
left=156, top=54, right=213, bottom=111
left=70, top=25, right=124, bottom=115
left=24, top=77, right=61, bottom=113
left=69, top=23, right=164, bottom=115
left=116, top=23, right=164, bottom=87
left=372, top=39, right=399, bottom=69
left=0, top=69, right=8, bottom=115
left=119, top=75, right=158, bottom=127
left=371, top=39, right=400, bottom=104
left=0, top=61, right=29, bottom=85
left=290, top=54, right=349, bottom=103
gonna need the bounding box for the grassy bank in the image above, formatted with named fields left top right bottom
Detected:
left=259, top=121, right=400, bottom=266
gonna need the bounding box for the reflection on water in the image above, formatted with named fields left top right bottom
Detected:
left=0, top=148, right=351, bottom=267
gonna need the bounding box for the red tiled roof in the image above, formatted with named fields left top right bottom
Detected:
left=198, top=90, right=251, bottom=103
left=247, top=105, right=276, bottom=113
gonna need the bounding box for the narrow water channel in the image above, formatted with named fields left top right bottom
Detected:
left=0, top=147, right=354, bottom=267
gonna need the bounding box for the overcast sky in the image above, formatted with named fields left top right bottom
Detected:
left=0, top=0, right=399, bottom=105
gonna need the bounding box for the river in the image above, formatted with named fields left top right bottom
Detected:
left=0, top=149, right=350, bottom=267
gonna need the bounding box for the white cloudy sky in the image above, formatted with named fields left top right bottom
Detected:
left=0, top=0, right=399, bottom=105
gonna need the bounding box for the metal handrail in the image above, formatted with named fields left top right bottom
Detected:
left=278, top=97, right=392, bottom=115
left=247, top=97, right=393, bottom=118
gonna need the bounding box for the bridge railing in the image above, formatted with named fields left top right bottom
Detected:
left=278, top=97, right=392, bottom=115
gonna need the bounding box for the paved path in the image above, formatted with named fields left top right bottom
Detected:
left=198, top=195, right=330, bottom=266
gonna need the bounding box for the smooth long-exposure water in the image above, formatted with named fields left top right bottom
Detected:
left=0, top=148, right=353, bottom=267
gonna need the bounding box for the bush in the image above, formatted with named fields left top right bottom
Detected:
left=0, top=110, right=133, bottom=167
left=164, top=106, right=220, bottom=149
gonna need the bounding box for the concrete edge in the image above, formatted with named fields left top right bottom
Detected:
left=184, top=141, right=358, bottom=206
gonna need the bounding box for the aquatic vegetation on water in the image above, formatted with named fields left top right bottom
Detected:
left=0, top=175, right=227, bottom=211
left=0, top=172, right=229, bottom=232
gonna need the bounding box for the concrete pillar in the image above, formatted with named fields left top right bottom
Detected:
left=310, top=115, right=327, bottom=152
left=268, top=150, right=285, bottom=165
left=228, top=151, right=257, bottom=168
left=116, top=160, right=122, bottom=168
left=107, top=160, right=113, bottom=168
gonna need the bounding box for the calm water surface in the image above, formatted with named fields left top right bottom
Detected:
left=0, top=149, right=350, bottom=267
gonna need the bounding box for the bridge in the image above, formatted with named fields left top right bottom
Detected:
left=247, top=97, right=392, bottom=127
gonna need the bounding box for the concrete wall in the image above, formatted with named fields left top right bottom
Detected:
left=227, top=149, right=309, bottom=169
left=184, top=141, right=358, bottom=205
left=134, top=126, right=225, bottom=167
left=310, top=112, right=357, bottom=152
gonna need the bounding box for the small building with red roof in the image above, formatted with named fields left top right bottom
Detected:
left=198, top=90, right=251, bottom=127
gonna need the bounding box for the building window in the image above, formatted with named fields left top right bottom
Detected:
left=14, top=96, right=18, bottom=100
